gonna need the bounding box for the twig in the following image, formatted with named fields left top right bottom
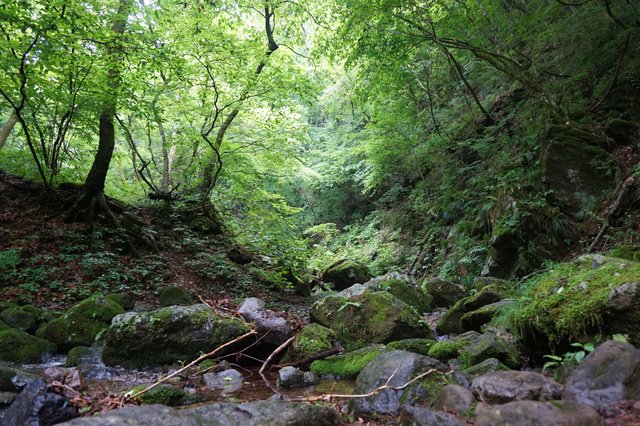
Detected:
left=129, top=329, right=257, bottom=399
left=291, top=368, right=450, bottom=402
left=259, top=335, right=296, bottom=374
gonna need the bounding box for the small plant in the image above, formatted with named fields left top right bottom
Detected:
left=543, top=341, right=595, bottom=371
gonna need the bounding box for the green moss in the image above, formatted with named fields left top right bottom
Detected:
left=158, top=286, right=192, bottom=307
left=65, top=346, right=92, bottom=367
left=282, top=323, right=335, bottom=363
left=427, top=339, right=468, bottom=361
left=372, top=279, right=434, bottom=313
left=310, top=345, right=390, bottom=379
left=106, top=293, right=135, bottom=310
left=607, top=245, right=640, bottom=262
left=387, top=339, right=436, bottom=356
left=129, top=384, right=188, bottom=406
left=0, top=328, right=56, bottom=363
left=36, top=294, right=124, bottom=352
left=498, top=255, right=640, bottom=346
left=0, top=306, right=38, bottom=333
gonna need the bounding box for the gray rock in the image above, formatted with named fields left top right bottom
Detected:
left=3, top=378, right=78, bottom=426
left=423, top=278, right=466, bottom=308
left=203, top=369, right=243, bottom=392
left=475, top=400, right=601, bottom=426
left=471, top=371, right=561, bottom=403
left=609, top=282, right=639, bottom=311
left=277, top=367, right=317, bottom=389
left=348, top=350, right=451, bottom=417
left=58, top=400, right=342, bottom=425
left=237, top=298, right=294, bottom=346
left=563, top=340, right=640, bottom=409
left=102, top=304, right=251, bottom=368
left=462, top=358, right=510, bottom=377
left=0, top=367, right=38, bottom=392
left=460, top=331, right=520, bottom=368
left=0, top=391, right=17, bottom=408
left=432, top=384, right=476, bottom=416
left=400, top=405, right=467, bottom=426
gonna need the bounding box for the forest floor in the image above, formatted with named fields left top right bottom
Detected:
left=0, top=170, right=308, bottom=320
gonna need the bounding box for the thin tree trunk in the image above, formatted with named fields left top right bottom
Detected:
left=0, top=111, right=18, bottom=149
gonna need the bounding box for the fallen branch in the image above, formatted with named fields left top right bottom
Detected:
left=129, top=329, right=257, bottom=399
left=291, top=368, right=451, bottom=402
left=259, top=335, right=296, bottom=374
left=275, top=341, right=344, bottom=369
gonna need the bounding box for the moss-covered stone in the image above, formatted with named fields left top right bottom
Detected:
left=158, top=286, right=193, bottom=307
left=463, top=358, right=510, bottom=377
left=0, top=366, right=38, bottom=392
left=321, top=259, right=371, bottom=291
left=461, top=300, right=515, bottom=332
left=106, top=293, right=135, bottom=310
left=65, top=346, right=92, bottom=367
left=310, top=289, right=434, bottom=351
left=102, top=304, right=251, bottom=368
left=0, top=301, right=18, bottom=313
left=36, top=294, right=124, bottom=352
left=310, top=345, right=390, bottom=379
left=0, top=328, right=56, bottom=363
left=0, top=306, right=38, bottom=333
left=422, top=277, right=466, bottom=308
left=427, top=339, right=468, bottom=361
left=436, top=299, right=466, bottom=335
left=282, top=323, right=335, bottom=364
left=462, top=286, right=506, bottom=311
left=387, top=338, right=437, bottom=356
left=129, top=384, right=189, bottom=406
left=500, top=255, right=640, bottom=348
left=459, top=332, right=520, bottom=368
left=371, top=278, right=434, bottom=313
left=437, top=286, right=509, bottom=335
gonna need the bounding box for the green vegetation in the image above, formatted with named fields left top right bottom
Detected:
left=310, top=345, right=390, bottom=379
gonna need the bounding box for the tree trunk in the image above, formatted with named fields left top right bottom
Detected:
left=0, top=111, right=18, bottom=149
left=69, top=0, right=131, bottom=224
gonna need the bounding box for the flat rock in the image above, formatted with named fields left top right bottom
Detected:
left=475, top=400, right=601, bottom=426
left=471, top=371, right=561, bottom=403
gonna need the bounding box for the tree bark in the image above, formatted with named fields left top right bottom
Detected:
left=0, top=111, right=18, bottom=150
left=69, top=0, right=132, bottom=224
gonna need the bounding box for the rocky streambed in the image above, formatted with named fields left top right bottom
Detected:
left=2, top=259, right=640, bottom=424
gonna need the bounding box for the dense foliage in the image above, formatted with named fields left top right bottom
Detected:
left=1, top=0, right=639, bottom=283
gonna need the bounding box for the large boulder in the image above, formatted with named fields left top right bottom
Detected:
left=475, top=400, right=601, bottom=426
left=459, top=331, right=520, bottom=368
left=541, top=124, right=615, bottom=220
left=461, top=300, right=514, bottom=332
left=437, top=286, right=505, bottom=335
left=431, top=384, right=476, bottom=417
left=310, top=290, right=434, bottom=351
left=563, top=340, right=640, bottom=410
left=158, top=286, right=193, bottom=307
left=36, top=295, right=124, bottom=352
left=471, top=371, right=561, bottom=403
left=0, top=328, right=56, bottom=363
left=58, top=400, right=343, bottom=425
left=347, top=350, right=452, bottom=417
left=503, top=255, right=640, bottom=352
left=237, top=298, right=295, bottom=346
left=0, top=306, right=39, bottom=333
left=422, top=278, right=466, bottom=308
left=321, top=259, right=371, bottom=291
left=102, top=304, right=251, bottom=368
left=366, top=275, right=434, bottom=313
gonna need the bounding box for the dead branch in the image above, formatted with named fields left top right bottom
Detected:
left=259, top=335, right=296, bottom=374
left=588, top=176, right=636, bottom=252
left=275, top=341, right=345, bottom=369
left=129, top=329, right=257, bottom=400
left=291, top=368, right=450, bottom=402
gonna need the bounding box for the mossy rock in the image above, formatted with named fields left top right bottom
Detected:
left=0, top=328, right=56, bottom=363
left=436, top=299, right=466, bottom=335
left=65, top=346, right=92, bottom=367
left=310, top=289, right=434, bottom=351
left=310, top=345, right=390, bottom=379
left=371, top=278, right=434, bottom=313
left=0, top=301, right=18, bottom=314
left=0, top=306, right=38, bottom=334
left=129, top=384, right=190, bottom=406
left=106, top=293, right=135, bottom=310
left=282, top=323, right=335, bottom=364
left=102, top=304, right=251, bottom=368
left=608, top=245, right=640, bottom=262
left=461, top=300, right=515, bottom=332
left=0, top=366, right=38, bottom=392
left=321, top=259, right=371, bottom=291
left=158, top=286, right=193, bottom=307
left=427, top=339, right=468, bottom=361
left=462, top=286, right=505, bottom=311
left=36, top=294, right=124, bottom=352
left=499, top=255, right=640, bottom=349
left=462, top=358, right=510, bottom=377
left=473, top=277, right=512, bottom=293
left=459, top=332, right=520, bottom=369
left=437, top=286, right=507, bottom=335
left=387, top=338, right=437, bottom=356
left=422, top=277, right=466, bottom=308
